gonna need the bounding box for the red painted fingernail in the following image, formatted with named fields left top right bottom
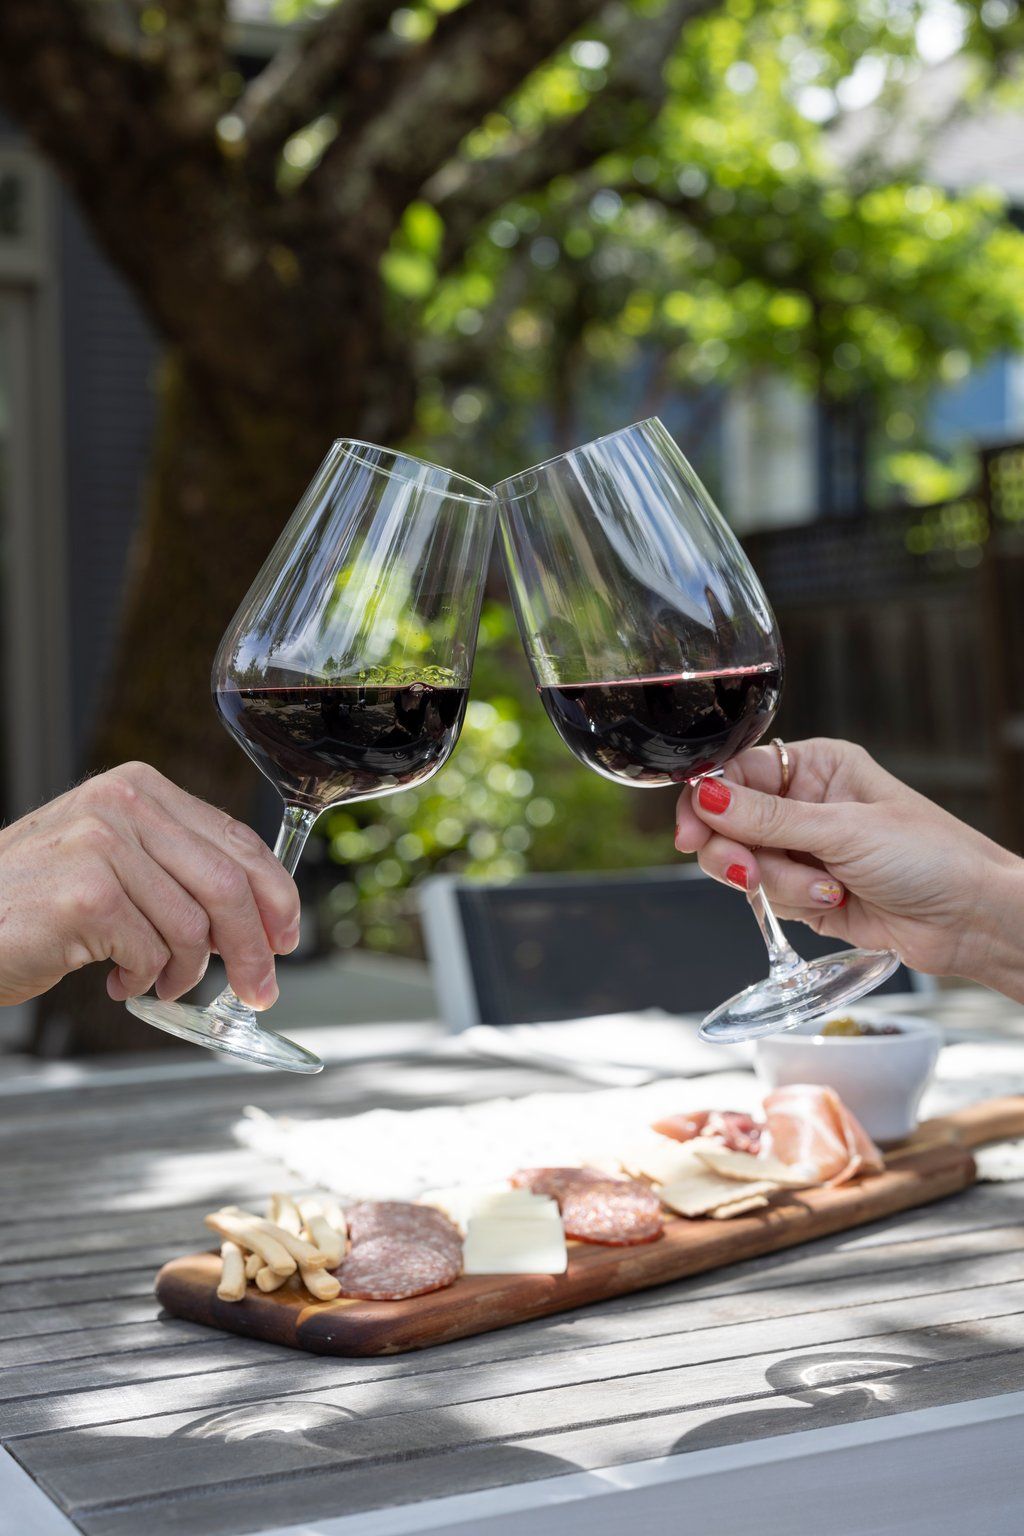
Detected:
left=698, top=778, right=731, bottom=813
left=837, top=890, right=848, bottom=908
left=726, top=863, right=748, bottom=890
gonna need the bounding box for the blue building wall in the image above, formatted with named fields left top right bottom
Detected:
left=928, top=353, right=1017, bottom=445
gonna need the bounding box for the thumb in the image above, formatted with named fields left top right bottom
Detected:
left=689, top=776, right=848, bottom=859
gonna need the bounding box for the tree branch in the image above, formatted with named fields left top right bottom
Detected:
left=427, top=0, right=716, bottom=271
left=308, top=0, right=608, bottom=243
left=235, top=0, right=399, bottom=165
left=0, top=0, right=156, bottom=181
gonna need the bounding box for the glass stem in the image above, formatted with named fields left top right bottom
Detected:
left=208, top=804, right=319, bottom=1027
left=272, top=803, right=320, bottom=876
left=748, top=883, right=804, bottom=978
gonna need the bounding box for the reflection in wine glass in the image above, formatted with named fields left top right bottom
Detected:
left=127, top=441, right=496, bottom=1073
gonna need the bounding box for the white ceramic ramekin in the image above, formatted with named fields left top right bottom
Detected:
left=753, top=1008, right=942, bottom=1145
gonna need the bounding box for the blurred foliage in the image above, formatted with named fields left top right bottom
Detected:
left=307, top=0, right=1024, bottom=950
left=877, top=446, right=978, bottom=503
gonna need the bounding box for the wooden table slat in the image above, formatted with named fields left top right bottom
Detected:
left=69, top=1355, right=1024, bottom=1536
left=25, top=1320, right=1024, bottom=1521
left=9, top=1247, right=1024, bottom=1408
left=4, top=996, right=1024, bottom=1536
left=9, top=1284, right=1024, bottom=1446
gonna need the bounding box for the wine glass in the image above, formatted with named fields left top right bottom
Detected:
left=494, top=418, right=899, bottom=1044
left=127, top=440, right=496, bottom=1072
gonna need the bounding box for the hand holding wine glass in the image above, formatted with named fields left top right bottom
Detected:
left=0, top=762, right=299, bottom=1009
left=126, top=440, right=495, bottom=1072
left=675, top=735, right=1024, bottom=1000
left=495, top=418, right=900, bottom=1043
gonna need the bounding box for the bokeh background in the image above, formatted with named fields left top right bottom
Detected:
left=1, top=0, right=1023, bottom=1049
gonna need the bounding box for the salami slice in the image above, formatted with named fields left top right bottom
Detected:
left=338, top=1201, right=462, bottom=1300
left=512, top=1167, right=663, bottom=1246
left=560, top=1180, right=663, bottom=1245
left=510, top=1167, right=611, bottom=1200
left=346, top=1201, right=460, bottom=1252
left=337, top=1234, right=460, bottom=1301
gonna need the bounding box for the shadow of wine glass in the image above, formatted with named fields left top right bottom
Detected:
left=671, top=1348, right=931, bottom=1454
left=170, top=1397, right=581, bottom=1496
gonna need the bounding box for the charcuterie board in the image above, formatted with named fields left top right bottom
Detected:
left=155, top=1097, right=1024, bottom=1358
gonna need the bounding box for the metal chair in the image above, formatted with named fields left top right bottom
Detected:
left=420, top=865, right=927, bottom=1032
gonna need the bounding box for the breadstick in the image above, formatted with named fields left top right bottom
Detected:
left=204, top=1212, right=295, bottom=1276
left=218, top=1206, right=329, bottom=1270
left=300, top=1264, right=341, bottom=1300
left=217, top=1241, right=246, bottom=1301
left=244, top=1251, right=262, bottom=1280
left=268, top=1193, right=303, bottom=1236
left=255, top=1264, right=289, bottom=1292
left=301, top=1211, right=344, bottom=1266
left=306, top=1193, right=347, bottom=1237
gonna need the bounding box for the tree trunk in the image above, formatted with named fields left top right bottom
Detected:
left=32, top=354, right=357, bottom=1055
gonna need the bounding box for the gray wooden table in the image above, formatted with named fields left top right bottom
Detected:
left=3, top=996, right=1024, bottom=1536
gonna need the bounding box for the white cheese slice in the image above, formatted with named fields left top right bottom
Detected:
left=420, top=1185, right=555, bottom=1232
left=462, top=1211, right=568, bottom=1275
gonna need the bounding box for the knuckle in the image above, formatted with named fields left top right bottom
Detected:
left=840, top=740, right=873, bottom=772
left=72, top=814, right=118, bottom=856
left=150, top=938, right=172, bottom=971
left=64, top=939, right=99, bottom=972
left=171, top=902, right=211, bottom=950
left=270, top=871, right=300, bottom=918
left=205, top=857, right=249, bottom=904
left=116, top=760, right=159, bottom=787
left=131, top=939, right=170, bottom=981
left=103, top=771, right=141, bottom=810
left=59, top=873, right=120, bottom=926
left=750, top=791, right=787, bottom=843
left=223, top=816, right=266, bottom=856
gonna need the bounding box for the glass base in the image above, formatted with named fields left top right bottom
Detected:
left=125, top=995, right=323, bottom=1073
left=698, top=947, right=902, bottom=1045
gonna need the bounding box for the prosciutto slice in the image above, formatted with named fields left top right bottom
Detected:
left=762, top=1084, right=884, bottom=1186
left=652, top=1110, right=763, bottom=1155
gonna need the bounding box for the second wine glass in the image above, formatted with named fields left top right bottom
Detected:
left=127, top=439, right=496, bottom=1072
left=495, top=418, right=899, bottom=1043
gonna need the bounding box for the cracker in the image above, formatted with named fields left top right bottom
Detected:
left=656, top=1171, right=777, bottom=1218
left=693, top=1144, right=810, bottom=1187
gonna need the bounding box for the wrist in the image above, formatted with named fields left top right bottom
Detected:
left=959, top=852, right=1024, bottom=1003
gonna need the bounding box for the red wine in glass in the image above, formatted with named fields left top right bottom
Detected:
left=538, top=664, right=781, bottom=787
left=214, top=681, right=469, bottom=809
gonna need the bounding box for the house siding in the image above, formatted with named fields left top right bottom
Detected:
left=58, top=194, right=156, bottom=766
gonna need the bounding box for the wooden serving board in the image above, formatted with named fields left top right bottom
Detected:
left=155, top=1097, right=1024, bottom=1358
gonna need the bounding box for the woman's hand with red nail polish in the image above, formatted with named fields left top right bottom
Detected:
left=674, top=736, right=1024, bottom=1001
